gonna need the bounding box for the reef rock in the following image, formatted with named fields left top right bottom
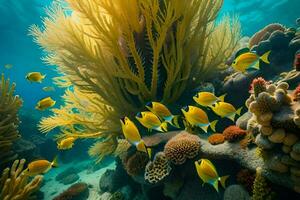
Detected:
left=53, top=182, right=89, bottom=200
left=223, top=184, right=250, bottom=200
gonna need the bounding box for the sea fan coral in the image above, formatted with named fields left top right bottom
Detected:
left=144, top=152, right=171, bottom=184
left=0, top=159, right=43, bottom=200
left=31, top=0, right=240, bottom=160
left=0, top=74, right=22, bottom=168
left=164, top=132, right=201, bottom=165
left=208, top=133, right=225, bottom=145
left=223, top=126, right=247, bottom=142
left=122, top=152, right=149, bottom=177
left=250, top=77, right=268, bottom=98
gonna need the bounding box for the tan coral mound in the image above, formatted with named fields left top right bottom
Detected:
left=164, top=132, right=201, bottom=165
left=144, top=152, right=171, bottom=184
left=0, top=159, right=43, bottom=200
left=0, top=74, right=22, bottom=168
left=208, top=133, right=225, bottom=145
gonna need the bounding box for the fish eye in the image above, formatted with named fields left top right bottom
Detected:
left=136, top=112, right=142, bottom=118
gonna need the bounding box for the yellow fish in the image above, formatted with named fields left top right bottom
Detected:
left=232, top=51, right=271, bottom=73
left=181, top=106, right=217, bottom=133
left=193, top=92, right=226, bottom=107
left=57, top=137, right=77, bottom=150
left=26, top=72, right=46, bottom=83
left=145, top=102, right=180, bottom=128
left=120, top=117, right=151, bottom=157
left=4, top=64, right=13, bottom=69
left=211, top=102, right=242, bottom=122
left=195, top=159, right=229, bottom=192
left=35, top=97, right=56, bottom=111
left=43, top=86, right=55, bottom=92
left=136, top=111, right=168, bottom=132
left=25, top=157, right=58, bottom=176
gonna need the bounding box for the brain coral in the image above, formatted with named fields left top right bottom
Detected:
left=144, top=152, right=171, bottom=184
left=122, top=152, right=149, bottom=177
left=223, top=126, right=247, bottom=142
left=208, top=133, right=225, bottom=145
left=164, top=132, right=201, bottom=165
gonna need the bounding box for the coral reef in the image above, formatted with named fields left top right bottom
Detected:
left=164, top=132, right=201, bottom=165
left=208, top=133, right=225, bottom=145
left=0, top=74, right=22, bottom=168
left=293, top=84, right=300, bottom=101
left=122, top=152, right=149, bottom=177
left=53, top=182, right=89, bottom=200
left=32, top=0, right=240, bottom=159
left=223, top=184, right=250, bottom=200
left=114, top=139, right=131, bottom=159
left=223, top=126, right=247, bottom=142
left=0, top=159, right=43, bottom=200
left=144, top=152, right=171, bottom=184
left=252, top=167, right=274, bottom=200
left=236, top=169, right=255, bottom=193
left=249, top=23, right=285, bottom=48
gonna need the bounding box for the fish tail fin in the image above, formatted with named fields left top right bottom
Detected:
left=219, top=175, right=230, bottom=189
left=210, top=120, right=218, bottom=132
left=160, top=122, right=168, bottom=132
left=228, top=114, right=236, bottom=122
left=210, top=179, right=219, bottom=192
left=170, top=115, right=180, bottom=128
left=146, top=148, right=152, bottom=159
left=42, top=74, right=47, bottom=79
left=260, top=51, right=271, bottom=64
left=236, top=107, right=243, bottom=116
left=200, top=125, right=209, bottom=133
left=218, top=94, right=227, bottom=102
left=52, top=156, right=59, bottom=168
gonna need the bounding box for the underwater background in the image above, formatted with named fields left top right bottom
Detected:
left=0, top=0, right=300, bottom=199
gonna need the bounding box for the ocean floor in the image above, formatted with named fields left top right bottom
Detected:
left=41, top=159, right=116, bottom=200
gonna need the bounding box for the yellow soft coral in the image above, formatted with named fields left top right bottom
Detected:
left=0, top=159, right=43, bottom=200
left=31, top=0, right=240, bottom=161
left=0, top=74, right=22, bottom=168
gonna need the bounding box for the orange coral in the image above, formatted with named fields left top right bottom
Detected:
left=122, top=152, right=149, bottom=177
left=249, top=23, right=285, bottom=48
left=223, top=126, right=247, bottom=142
left=164, top=132, right=201, bottom=165
left=53, top=182, right=89, bottom=200
left=293, top=84, right=300, bottom=101
left=208, top=134, right=225, bottom=145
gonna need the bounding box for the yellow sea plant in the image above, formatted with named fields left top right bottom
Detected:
left=31, top=0, right=241, bottom=161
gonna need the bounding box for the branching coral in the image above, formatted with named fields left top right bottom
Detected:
left=164, top=132, right=201, bottom=165
left=208, top=133, right=225, bottom=145
left=0, top=159, right=43, bottom=200
left=144, top=152, right=171, bottom=184
left=0, top=74, right=22, bottom=168
left=222, top=126, right=247, bottom=142
left=31, top=0, right=240, bottom=161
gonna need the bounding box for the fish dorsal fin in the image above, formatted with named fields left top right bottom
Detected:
left=235, top=47, right=250, bottom=59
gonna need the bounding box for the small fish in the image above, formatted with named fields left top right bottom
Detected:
left=35, top=97, right=56, bottom=111
left=181, top=106, right=217, bottom=133
left=4, top=64, right=13, bottom=69
left=136, top=111, right=168, bottom=132
left=195, top=159, right=229, bottom=192
left=43, top=86, right=55, bottom=92
left=145, top=102, right=180, bottom=128
left=25, top=156, right=58, bottom=176
left=26, top=72, right=46, bottom=83
left=211, top=102, right=242, bottom=122
left=120, top=117, right=151, bottom=157
left=57, top=137, right=77, bottom=150
left=232, top=50, right=271, bottom=73
left=193, top=92, right=226, bottom=107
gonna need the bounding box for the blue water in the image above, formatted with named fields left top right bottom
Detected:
left=0, top=0, right=299, bottom=110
